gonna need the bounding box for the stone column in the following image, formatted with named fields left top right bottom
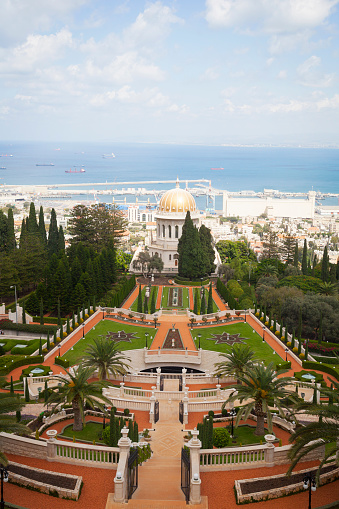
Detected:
left=119, top=382, right=125, bottom=398
left=264, top=434, right=275, bottom=467
left=216, top=384, right=221, bottom=399
left=46, top=430, right=57, bottom=461
left=188, top=428, right=201, bottom=505
left=156, top=367, right=161, bottom=390
left=114, top=427, right=132, bottom=503
left=182, top=367, right=187, bottom=387
left=183, top=391, right=189, bottom=425
left=149, top=391, right=156, bottom=425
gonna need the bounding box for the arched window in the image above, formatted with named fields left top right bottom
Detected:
left=175, top=225, right=179, bottom=238
left=175, top=259, right=178, bottom=266
left=163, top=225, right=165, bottom=237
left=169, top=254, right=171, bottom=261
left=168, top=225, right=171, bottom=238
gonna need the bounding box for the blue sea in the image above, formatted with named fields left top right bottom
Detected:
left=0, top=141, right=338, bottom=208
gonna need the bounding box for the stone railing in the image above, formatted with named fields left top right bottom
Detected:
left=144, top=348, right=201, bottom=365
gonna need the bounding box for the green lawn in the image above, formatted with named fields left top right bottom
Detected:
left=191, top=322, right=283, bottom=365
left=61, top=320, right=157, bottom=366
left=130, top=286, right=159, bottom=312
left=60, top=421, right=104, bottom=442
left=161, top=286, right=190, bottom=309
left=221, top=424, right=274, bottom=446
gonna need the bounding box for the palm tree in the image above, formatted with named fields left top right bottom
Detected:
left=81, top=337, right=130, bottom=380
left=224, top=362, right=295, bottom=435
left=0, top=386, right=30, bottom=465
left=317, top=281, right=337, bottom=296
left=288, top=380, right=339, bottom=481
left=214, top=344, right=256, bottom=384
left=46, top=366, right=111, bottom=431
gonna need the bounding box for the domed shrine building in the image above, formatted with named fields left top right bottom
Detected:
left=131, top=179, right=200, bottom=273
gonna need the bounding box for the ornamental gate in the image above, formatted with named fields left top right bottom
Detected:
left=154, top=400, right=159, bottom=423
left=127, top=447, right=138, bottom=499
left=181, top=447, right=190, bottom=503
left=179, top=401, right=184, bottom=424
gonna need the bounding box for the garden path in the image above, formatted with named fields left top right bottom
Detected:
left=122, top=285, right=145, bottom=310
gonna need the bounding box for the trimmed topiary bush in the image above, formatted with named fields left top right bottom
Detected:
left=213, top=427, right=230, bottom=448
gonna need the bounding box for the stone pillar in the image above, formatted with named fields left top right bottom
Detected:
left=114, top=427, right=132, bottom=503
left=188, top=428, right=201, bottom=505
left=216, top=384, right=221, bottom=399
left=119, top=382, right=125, bottom=398
left=182, top=367, right=187, bottom=388
left=156, top=367, right=161, bottom=390
left=183, top=391, right=189, bottom=425
left=149, top=391, right=156, bottom=425
left=46, top=430, right=57, bottom=461
left=264, top=434, right=275, bottom=467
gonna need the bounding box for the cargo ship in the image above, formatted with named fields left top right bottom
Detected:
left=36, top=163, right=55, bottom=166
left=65, top=168, right=86, bottom=173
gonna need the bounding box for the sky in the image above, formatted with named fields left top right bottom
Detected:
left=0, top=0, right=339, bottom=145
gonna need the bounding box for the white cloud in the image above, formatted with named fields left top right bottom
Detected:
left=277, top=70, right=287, bottom=79
left=297, top=55, right=334, bottom=87
left=0, top=29, right=73, bottom=73
left=200, top=67, right=220, bottom=81
left=205, top=0, right=338, bottom=32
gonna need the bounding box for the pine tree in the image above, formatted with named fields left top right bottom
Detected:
left=39, top=337, right=42, bottom=355
left=24, top=378, right=29, bottom=402
left=58, top=225, right=65, bottom=252
left=199, top=224, right=215, bottom=275
left=207, top=282, right=213, bottom=314
left=301, top=239, right=308, bottom=275
left=38, top=206, right=47, bottom=246
left=27, top=202, right=39, bottom=234
left=19, top=218, right=27, bottom=247
left=321, top=245, right=329, bottom=282
left=262, top=228, right=279, bottom=259
left=137, top=285, right=143, bottom=313
left=282, top=235, right=296, bottom=265
left=178, top=211, right=206, bottom=279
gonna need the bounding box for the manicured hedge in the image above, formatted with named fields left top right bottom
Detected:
left=302, top=360, right=339, bottom=381
left=311, top=355, right=339, bottom=365
left=276, top=361, right=291, bottom=371
left=1, top=321, right=58, bottom=334
left=55, top=356, right=70, bottom=369
left=32, top=316, right=66, bottom=325
left=20, top=364, right=51, bottom=381
left=0, top=355, right=44, bottom=375
left=11, top=339, right=40, bottom=355
left=174, top=278, right=209, bottom=286
left=0, top=339, right=17, bottom=353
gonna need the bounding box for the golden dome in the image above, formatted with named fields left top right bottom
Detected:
left=158, top=180, right=196, bottom=213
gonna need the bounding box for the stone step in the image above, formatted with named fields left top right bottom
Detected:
left=105, top=494, right=208, bottom=509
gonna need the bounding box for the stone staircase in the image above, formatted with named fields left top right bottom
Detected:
left=105, top=495, right=208, bottom=508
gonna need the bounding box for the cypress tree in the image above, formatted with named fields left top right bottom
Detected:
left=82, top=303, right=86, bottom=320
left=199, top=224, right=215, bottom=275
left=57, top=298, right=61, bottom=328
left=93, top=296, right=96, bottom=312
left=38, top=206, right=47, bottom=246
left=193, top=289, right=198, bottom=315
left=321, top=245, right=329, bottom=282
left=297, top=307, right=302, bottom=339
left=19, top=218, right=27, bottom=247
left=137, top=285, right=143, bottom=313
left=27, top=202, right=39, bottom=234
left=6, top=208, right=16, bottom=251
left=67, top=317, right=71, bottom=335
left=47, top=332, right=50, bottom=350
left=109, top=410, right=116, bottom=447
left=200, top=289, right=206, bottom=315
left=48, top=208, right=59, bottom=256
left=10, top=376, right=14, bottom=394
left=58, top=225, right=65, bottom=252
left=40, top=298, right=44, bottom=325
left=318, top=312, right=322, bottom=344
left=207, top=282, right=213, bottom=314
left=297, top=334, right=302, bottom=355
left=22, top=299, right=26, bottom=324
left=293, top=243, right=299, bottom=268
left=39, top=337, right=42, bottom=355
left=178, top=211, right=206, bottom=279
left=24, top=378, right=29, bottom=402
left=16, top=410, right=21, bottom=422
left=143, top=294, right=148, bottom=314
left=208, top=416, right=214, bottom=449
left=273, top=317, right=277, bottom=334
left=301, top=239, right=308, bottom=275
left=44, top=380, right=49, bottom=403
left=150, top=291, right=156, bottom=314
left=291, top=329, right=295, bottom=349
left=128, top=419, right=133, bottom=440
left=53, top=330, right=57, bottom=345
left=305, top=339, right=309, bottom=360
left=72, top=312, right=75, bottom=329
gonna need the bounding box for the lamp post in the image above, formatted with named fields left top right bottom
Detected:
left=244, top=309, right=247, bottom=323
left=285, top=348, right=288, bottom=361
left=145, top=332, right=149, bottom=349
left=303, top=472, right=316, bottom=509
left=262, top=326, right=266, bottom=343
left=0, top=465, right=9, bottom=509
left=230, top=408, right=237, bottom=438
left=58, top=346, right=61, bottom=358
left=82, top=324, right=85, bottom=338
left=10, top=285, right=18, bottom=336
left=102, top=308, right=105, bottom=320
left=198, top=333, right=201, bottom=349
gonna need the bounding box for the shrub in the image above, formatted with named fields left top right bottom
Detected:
left=221, top=408, right=228, bottom=417
left=89, top=310, right=94, bottom=315
left=213, top=427, right=230, bottom=448
left=50, top=342, right=55, bottom=348
left=63, top=331, right=67, bottom=338
left=265, top=321, right=269, bottom=326
left=275, top=331, right=280, bottom=337
left=55, top=357, right=69, bottom=369
left=299, top=353, right=305, bottom=360
left=112, top=406, right=117, bottom=414
left=56, top=337, right=61, bottom=343
left=286, top=342, right=291, bottom=347
left=208, top=410, right=214, bottom=418
left=85, top=313, right=89, bottom=319
left=70, top=327, right=73, bottom=333
left=260, top=317, right=264, bottom=322
left=292, top=347, right=298, bottom=353
left=270, top=326, right=274, bottom=331
left=124, top=408, right=130, bottom=416
left=79, top=318, right=84, bottom=324
left=75, top=322, right=79, bottom=328
left=42, top=348, right=48, bottom=354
